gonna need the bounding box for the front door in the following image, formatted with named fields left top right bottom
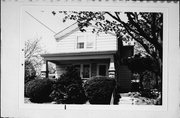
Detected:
left=74, top=64, right=91, bottom=81
left=82, top=64, right=90, bottom=79
left=98, top=64, right=108, bottom=76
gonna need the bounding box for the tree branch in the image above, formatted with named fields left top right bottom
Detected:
left=123, top=24, right=151, bottom=56
left=126, top=13, right=162, bottom=57
left=105, top=12, right=120, bottom=22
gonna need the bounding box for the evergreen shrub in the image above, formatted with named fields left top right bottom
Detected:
left=50, top=66, right=87, bottom=104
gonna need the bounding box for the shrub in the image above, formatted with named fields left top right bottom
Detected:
left=63, top=84, right=87, bottom=104
left=50, top=66, right=87, bottom=104
left=25, top=78, right=53, bottom=103
left=140, top=89, right=159, bottom=99
left=141, top=70, right=156, bottom=90
left=57, top=66, right=82, bottom=86
left=131, top=82, right=140, bottom=92
left=84, top=76, right=116, bottom=104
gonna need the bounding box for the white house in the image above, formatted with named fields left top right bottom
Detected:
left=41, top=23, right=133, bottom=92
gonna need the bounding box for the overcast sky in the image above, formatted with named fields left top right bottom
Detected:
left=21, top=7, right=129, bottom=53
left=21, top=8, right=75, bottom=53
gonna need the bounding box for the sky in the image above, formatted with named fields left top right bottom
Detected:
left=21, top=7, right=130, bottom=53
left=21, top=8, right=75, bottom=53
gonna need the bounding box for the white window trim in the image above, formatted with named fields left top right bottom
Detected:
left=75, top=33, right=96, bottom=51
left=76, top=35, right=85, bottom=49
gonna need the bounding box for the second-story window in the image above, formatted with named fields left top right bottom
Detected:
left=77, top=36, right=85, bottom=49
left=86, top=41, right=93, bottom=49
left=77, top=42, right=84, bottom=49
left=76, top=34, right=96, bottom=50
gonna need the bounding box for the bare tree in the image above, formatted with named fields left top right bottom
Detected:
left=25, top=38, right=44, bottom=77
left=25, top=38, right=43, bottom=60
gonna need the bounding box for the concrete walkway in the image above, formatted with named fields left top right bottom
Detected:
left=118, top=92, right=156, bottom=105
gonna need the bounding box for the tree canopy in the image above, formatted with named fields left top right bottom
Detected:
left=53, top=11, right=163, bottom=62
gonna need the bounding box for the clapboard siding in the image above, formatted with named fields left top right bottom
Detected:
left=96, top=33, right=116, bottom=51
left=55, top=28, right=117, bottom=53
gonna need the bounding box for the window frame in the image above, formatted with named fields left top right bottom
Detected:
left=75, top=33, right=96, bottom=50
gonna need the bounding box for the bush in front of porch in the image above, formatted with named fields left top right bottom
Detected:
left=84, top=76, right=116, bottom=104
left=50, top=66, right=87, bottom=104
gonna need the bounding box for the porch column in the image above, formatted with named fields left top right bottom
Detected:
left=109, top=56, right=116, bottom=105
left=46, top=60, right=49, bottom=78
left=108, top=56, right=115, bottom=78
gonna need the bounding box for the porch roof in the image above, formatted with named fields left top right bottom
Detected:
left=41, top=51, right=116, bottom=61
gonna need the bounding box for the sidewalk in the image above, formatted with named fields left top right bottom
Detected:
left=118, top=92, right=156, bottom=105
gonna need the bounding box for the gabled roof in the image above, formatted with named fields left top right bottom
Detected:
left=54, top=22, right=78, bottom=41
left=54, top=22, right=116, bottom=41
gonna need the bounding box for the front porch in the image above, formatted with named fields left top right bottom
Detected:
left=41, top=51, right=116, bottom=80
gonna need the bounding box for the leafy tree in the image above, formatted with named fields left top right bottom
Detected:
left=53, top=11, right=162, bottom=74
left=124, top=54, right=160, bottom=91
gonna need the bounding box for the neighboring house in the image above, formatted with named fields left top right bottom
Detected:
left=40, top=64, right=57, bottom=79
left=41, top=23, right=133, bottom=92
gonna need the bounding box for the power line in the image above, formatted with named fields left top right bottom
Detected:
left=25, top=11, right=56, bottom=34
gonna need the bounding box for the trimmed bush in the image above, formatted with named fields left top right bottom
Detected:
left=50, top=66, right=87, bottom=104
left=84, top=76, right=116, bottom=104
left=25, top=79, right=53, bottom=103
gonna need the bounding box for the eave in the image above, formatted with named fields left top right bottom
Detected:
left=41, top=51, right=116, bottom=61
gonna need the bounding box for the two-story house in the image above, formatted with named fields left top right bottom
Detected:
left=41, top=22, right=133, bottom=92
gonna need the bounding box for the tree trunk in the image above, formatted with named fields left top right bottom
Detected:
left=113, top=37, right=123, bottom=91
left=113, top=37, right=123, bottom=104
